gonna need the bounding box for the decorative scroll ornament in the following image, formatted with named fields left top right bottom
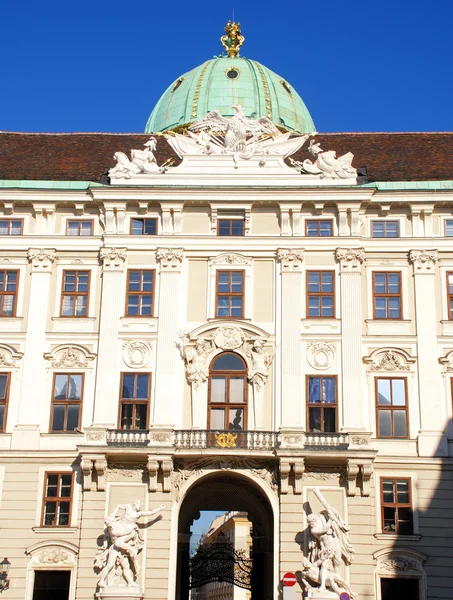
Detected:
left=210, top=253, right=252, bottom=266
left=99, top=247, right=127, bottom=271
left=215, top=432, right=238, bottom=448
left=409, top=249, right=438, bottom=273
left=27, top=248, right=56, bottom=270
left=439, top=350, right=453, bottom=372
left=122, top=341, right=152, bottom=369
left=335, top=247, right=365, bottom=272
left=26, top=541, right=78, bottom=567
left=363, top=348, right=415, bottom=372
left=109, top=137, right=171, bottom=179
left=214, top=325, right=245, bottom=350
left=381, top=557, right=418, bottom=572
left=44, top=344, right=96, bottom=368
left=220, top=21, right=245, bottom=58
left=0, top=344, right=23, bottom=367
left=39, top=549, right=71, bottom=564
left=277, top=248, right=305, bottom=270
left=306, top=342, right=335, bottom=370
left=290, top=138, right=357, bottom=179
left=156, top=248, right=184, bottom=271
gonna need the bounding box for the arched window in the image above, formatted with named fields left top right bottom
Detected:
left=208, top=353, right=247, bottom=431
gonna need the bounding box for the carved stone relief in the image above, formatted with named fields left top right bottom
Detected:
left=209, top=253, right=252, bottom=266
left=122, top=340, right=152, bottom=368
left=335, top=248, right=365, bottom=272
left=99, top=247, right=127, bottom=271
left=44, top=344, right=96, bottom=368
left=409, top=249, right=438, bottom=273
left=364, top=348, right=416, bottom=372
left=156, top=248, right=184, bottom=271
left=276, top=248, right=304, bottom=271
left=27, top=248, right=56, bottom=271
left=306, top=342, right=335, bottom=370
left=0, top=344, right=23, bottom=367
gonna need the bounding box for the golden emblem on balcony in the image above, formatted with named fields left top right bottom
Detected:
left=221, top=21, right=245, bottom=58
left=215, top=432, right=238, bottom=448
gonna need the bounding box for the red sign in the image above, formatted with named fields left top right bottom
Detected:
left=282, top=572, right=297, bottom=587
left=340, top=593, right=350, bottom=600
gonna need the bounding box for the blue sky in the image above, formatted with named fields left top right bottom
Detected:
left=1, top=0, right=452, bottom=133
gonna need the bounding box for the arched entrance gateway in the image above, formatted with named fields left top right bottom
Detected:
left=175, top=472, right=275, bottom=599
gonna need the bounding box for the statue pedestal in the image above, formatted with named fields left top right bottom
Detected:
left=307, top=589, right=339, bottom=600
left=96, top=585, right=144, bottom=600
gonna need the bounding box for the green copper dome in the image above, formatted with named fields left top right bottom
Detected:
left=145, top=56, right=315, bottom=134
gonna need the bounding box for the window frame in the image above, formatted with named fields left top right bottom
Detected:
left=118, top=372, right=151, bottom=430
left=444, top=219, right=453, bottom=237
left=306, top=270, right=335, bottom=318
left=371, top=220, right=400, bottom=238
left=217, top=218, right=245, bottom=237
left=60, top=270, right=91, bottom=318
left=50, top=373, right=84, bottom=433
left=380, top=477, right=413, bottom=535
left=372, top=271, right=402, bottom=319
left=207, top=353, right=248, bottom=430
left=306, top=375, right=338, bottom=433
left=447, top=271, right=453, bottom=320
left=41, top=471, right=74, bottom=527
left=129, top=217, right=158, bottom=235
left=0, top=373, right=10, bottom=433
left=125, top=269, right=155, bottom=317
left=66, top=219, right=94, bottom=236
left=375, top=377, right=409, bottom=439
left=305, top=219, right=334, bottom=237
left=0, top=269, right=19, bottom=317
left=215, top=270, right=245, bottom=319
left=0, top=218, right=23, bottom=235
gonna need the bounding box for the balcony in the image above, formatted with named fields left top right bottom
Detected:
left=174, top=430, right=277, bottom=451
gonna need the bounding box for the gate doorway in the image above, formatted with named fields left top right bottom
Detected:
left=176, top=473, right=274, bottom=600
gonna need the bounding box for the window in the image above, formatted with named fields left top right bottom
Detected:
left=307, top=376, right=337, bottom=433
left=380, top=578, right=419, bottom=600
left=130, top=218, right=158, bottom=235
left=0, top=374, right=10, bottom=432
left=216, top=271, right=244, bottom=318
left=445, top=220, right=453, bottom=237
left=41, top=472, right=73, bottom=526
left=217, top=218, right=244, bottom=236
left=50, top=374, right=83, bottom=432
left=126, top=270, right=155, bottom=316
left=60, top=271, right=90, bottom=317
left=0, top=270, right=18, bottom=316
left=208, top=353, right=247, bottom=430
left=306, top=219, right=333, bottom=237
left=119, top=373, right=150, bottom=430
left=307, top=271, right=335, bottom=317
left=447, top=272, right=453, bottom=319
left=373, top=272, right=402, bottom=319
left=372, top=221, right=400, bottom=238
left=0, top=219, right=22, bottom=235
left=67, top=220, right=93, bottom=236
left=32, top=571, right=71, bottom=600
left=381, top=478, right=413, bottom=534
left=376, top=378, right=408, bottom=438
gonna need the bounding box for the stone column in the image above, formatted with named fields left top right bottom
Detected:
left=409, top=250, right=447, bottom=456
left=152, top=248, right=184, bottom=427
left=91, top=248, right=127, bottom=427
left=336, top=248, right=366, bottom=431
left=12, top=249, right=56, bottom=449
left=277, top=249, right=304, bottom=428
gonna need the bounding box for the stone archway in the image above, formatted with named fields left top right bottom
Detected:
left=176, top=472, right=275, bottom=600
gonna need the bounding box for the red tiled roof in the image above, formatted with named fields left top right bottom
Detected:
left=1, top=131, right=452, bottom=183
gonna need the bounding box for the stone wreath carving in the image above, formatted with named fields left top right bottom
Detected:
left=306, top=342, right=335, bottom=370
left=122, top=340, right=152, bottom=368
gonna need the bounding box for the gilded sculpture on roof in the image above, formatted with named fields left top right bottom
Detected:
left=221, top=21, right=245, bottom=58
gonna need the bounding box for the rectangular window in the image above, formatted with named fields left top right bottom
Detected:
left=119, top=373, right=151, bottom=430
left=372, top=221, right=400, bottom=238
left=33, top=571, right=71, bottom=600
left=306, top=219, right=333, bottom=237
left=41, top=472, right=73, bottom=526
left=0, top=270, right=18, bottom=317
left=447, top=272, right=453, bottom=319
left=67, top=220, right=93, bottom=236
left=0, top=219, right=23, bottom=235
left=50, top=374, right=83, bottom=432
left=445, top=220, right=453, bottom=237
left=126, top=270, right=155, bottom=316
left=373, top=272, right=402, bottom=319
left=217, top=219, right=245, bottom=236
left=307, top=376, right=337, bottom=433
left=307, top=271, right=335, bottom=317
left=376, top=378, right=408, bottom=438
left=381, top=478, right=413, bottom=534
left=216, top=271, right=244, bottom=318
left=380, top=578, right=419, bottom=600
left=130, top=218, right=158, bottom=235
left=60, top=271, right=90, bottom=317
left=0, top=374, right=10, bottom=432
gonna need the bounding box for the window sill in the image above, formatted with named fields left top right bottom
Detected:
left=208, top=317, right=251, bottom=322
left=374, top=533, right=421, bottom=541
left=51, top=317, right=97, bottom=333
left=120, top=316, right=158, bottom=331
left=366, top=319, right=412, bottom=335
left=0, top=316, right=23, bottom=332
left=301, top=318, right=340, bottom=331
left=33, top=526, right=79, bottom=534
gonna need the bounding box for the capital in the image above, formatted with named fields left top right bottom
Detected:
left=156, top=248, right=184, bottom=272
left=277, top=248, right=304, bottom=271
left=409, top=249, right=438, bottom=273
left=99, top=247, right=127, bottom=271
left=27, top=248, right=57, bottom=271
left=335, top=248, right=365, bottom=272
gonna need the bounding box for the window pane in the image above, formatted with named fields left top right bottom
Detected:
left=81, top=221, right=93, bottom=235
left=375, top=297, right=387, bottom=319
left=229, top=377, right=244, bottom=403
left=308, top=407, right=322, bottom=432
left=321, top=272, right=333, bottom=292
left=66, top=406, right=80, bottom=431
left=308, top=297, right=320, bottom=317
left=128, top=271, right=141, bottom=291
left=393, top=410, right=407, bottom=437
left=212, top=354, right=245, bottom=371
left=142, top=272, right=154, bottom=291
left=46, top=474, right=58, bottom=494
left=136, top=375, right=149, bottom=399
left=446, top=220, right=453, bottom=236
left=44, top=502, right=57, bottom=525
left=387, top=273, right=400, bottom=292
left=75, top=296, right=87, bottom=316
left=140, top=297, right=152, bottom=315
left=391, top=380, right=406, bottom=405
left=218, top=220, right=231, bottom=236
left=388, top=298, right=401, bottom=319
left=11, top=221, right=22, bottom=235
left=323, top=407, right=336, bottom=432
left=127, top=295, right=139, bottom=315
left=377, top=380, right=391, bottom=405
left=67, top=375, right=81, bottom=400
left=372, top=222, right=385, bottom=237
left=210, top=408, right=225, bottom=429
left=61, top=296, right=74, bottom=316
left=0, top=375, right=7, bottom=400
left=54, top=375, right=68, bottom=400
left=120, top=404, right=133, bottom=429
left=217, top=297, right=229, bottom=317
left=382, top=480, right=395, bottom=503
left=397, top=480, right=409, bottom=504
left=386, top=222, right=399, bottom=237
left=0, top=405, right=4, bottom=431
left=383, top=506, right=397, bottom=531
left=228, top=408, right=244, bottom=430
left=52, top=406, right=66, bottom=431
left=306, top=221, right=319, bottom=236
left=122, top=375, right=135, bottom=399
left=58, top=502, right=70, bottom=525
left=308, top=272, right=320, bottom=292
left=1, top=295, right=14, bottom=316
left=67, top=221, right=79, bottom=235
left=63, top=273, right=76, bottom=292
left=231, top=272, right=243, bottom=292
left=398, top=508, right=413, bottom=534
left=77, top=273, right=89, bottom=292
left=135, top=404, right=148, bottom=429
left=308, top=378, right=321, bottom=403
left=322, top=378, right=336, bottom=403
left=144, top=220, right=157, bottom=235
left=0, top=221, right=8, bottom=235
left=319, top=221, right=332, bottom=236
left=60, top=474, right=72, bottom=494
left=379, top=410, right=392, bottom=437
left=5, top=272, right=16, bottom=290
left=374, top=273, right=387, bottom=293
left=211, top=377, right=226, bottom=403
left=131, top=219, right=143, bottom=235
left=231, top=220, right=244, bottom=236
left=321, top=296, right=333, bottom=317
left=231, top=297, right=243, bottom=317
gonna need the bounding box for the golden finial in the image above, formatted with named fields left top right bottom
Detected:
left=220, top=21, right=245, bottom=58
